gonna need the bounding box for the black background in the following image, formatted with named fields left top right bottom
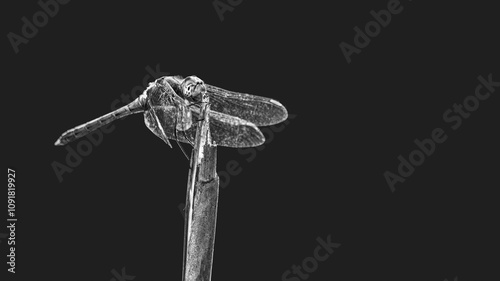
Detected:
left=2, top=0, right=499, bottom=280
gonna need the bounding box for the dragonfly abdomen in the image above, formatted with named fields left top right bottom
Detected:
left=54, top=94, right=147, bottom=146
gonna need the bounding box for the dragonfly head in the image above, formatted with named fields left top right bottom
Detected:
left=181, top=76, right=206, bottom=101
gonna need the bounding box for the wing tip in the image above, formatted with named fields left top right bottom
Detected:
left=249, top=123, right=266, bottom=147
left=270, top=98, right=284, bottom=107
left=270, top=99, right=289, bottom=124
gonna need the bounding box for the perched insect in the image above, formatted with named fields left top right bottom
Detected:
left=55, top=75, right=288, bottom=150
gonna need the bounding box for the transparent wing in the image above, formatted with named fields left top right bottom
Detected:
left=144, top=105, right=265, bottom=148
left=205, top=84, right=288, bottom=127
left=207, top=110, right=265, bottom=147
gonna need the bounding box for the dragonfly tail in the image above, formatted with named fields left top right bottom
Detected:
left=54, top=94, right=147, bottom=146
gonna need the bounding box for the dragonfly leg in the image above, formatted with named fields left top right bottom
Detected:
left=188, top=100, right=204, bottom=107
left=181, top=130, right=194, bottom=146
left=175, top=107, right=194, bottom=147
left=187, top=101, right=209, bottom=122
left=173, top=113, right=190, bottom=161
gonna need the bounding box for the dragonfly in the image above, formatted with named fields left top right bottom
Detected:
left=54, top=75, right=288, bottom=150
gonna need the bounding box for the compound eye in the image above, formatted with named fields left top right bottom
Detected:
left=181, top=76, right=206, bottom=99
